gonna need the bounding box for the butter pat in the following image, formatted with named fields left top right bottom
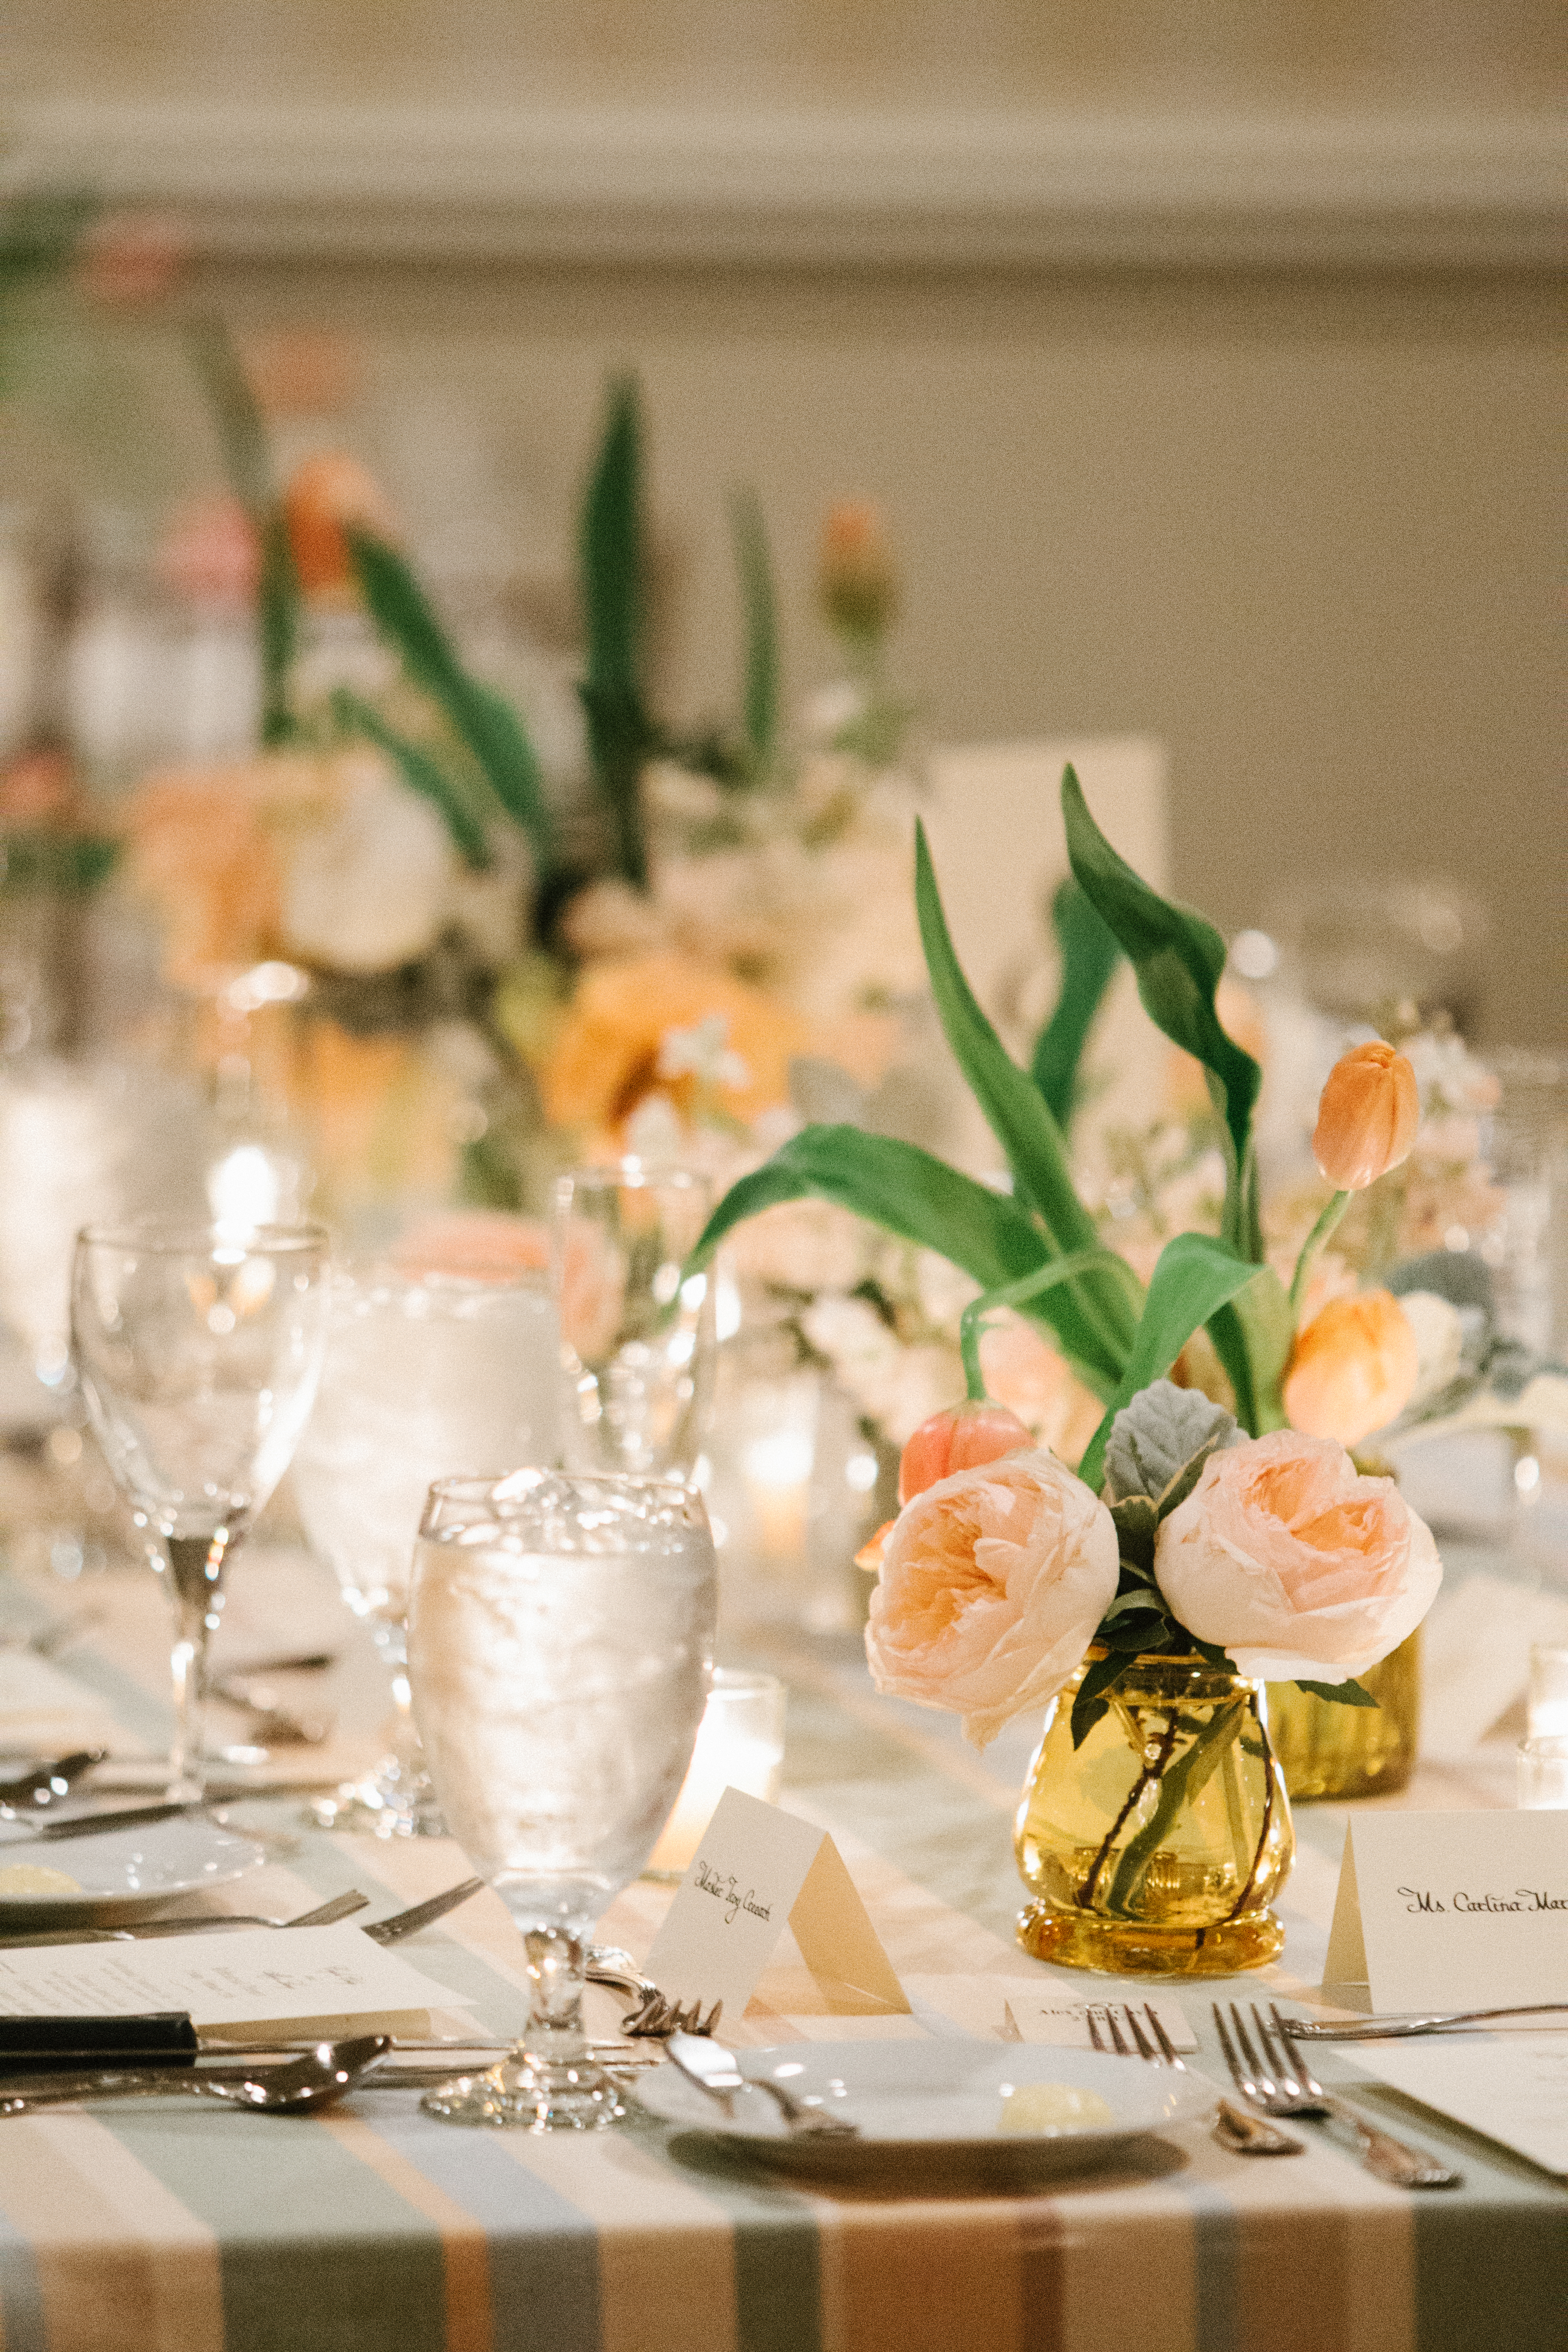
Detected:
left=997, top=2082, right=1116, bottom=2135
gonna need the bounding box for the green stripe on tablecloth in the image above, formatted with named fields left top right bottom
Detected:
left=90, top=2103, right=452, bottom=2352
left=367, top=2110, right=605, bottom=2352
left=0, top=2202, right=48, bottom=2352
left=631, top=2119, right=823, bottom=2352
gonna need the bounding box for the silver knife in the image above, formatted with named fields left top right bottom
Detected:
left=6, top=1802, right=194, bottom=1844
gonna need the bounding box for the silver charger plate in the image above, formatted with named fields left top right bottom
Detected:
left=0, top=1816, right=269, bottom=1925
left=636, top=2039, right=1217, bottom=2177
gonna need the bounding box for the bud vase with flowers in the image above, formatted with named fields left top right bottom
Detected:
left=688, top=768, right=1447, bottom=1972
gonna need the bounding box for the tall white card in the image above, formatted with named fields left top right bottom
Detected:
left=642, top=1789, right=908, bottom=2020
left=1324, top=1812, right=1568, bottom=2009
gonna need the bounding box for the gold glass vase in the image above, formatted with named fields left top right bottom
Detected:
left=1016, top=1652, right=1294, bottom=1977
left=1265, top=1628, right=1420, bottom=1802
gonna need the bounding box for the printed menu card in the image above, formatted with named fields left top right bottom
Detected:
left=0, top=1926, right=468, bottom=2042
left=1324, top=1811, right=1568, bottom=2010
left=644, top=1789, right=908, bottom=2020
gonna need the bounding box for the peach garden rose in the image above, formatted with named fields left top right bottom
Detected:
left=865, top=1449, right=1119, bottom=1748
left=1154, top=1429, right=1441, bottom=1683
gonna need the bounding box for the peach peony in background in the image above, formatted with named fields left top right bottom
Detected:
left=1154, top=1429, right=1441, bottom=1682
left=866, top=1448, right=1119, bottom=1747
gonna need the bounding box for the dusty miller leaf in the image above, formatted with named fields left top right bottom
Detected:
left=1102, top=1379, right=1240, bottom=1516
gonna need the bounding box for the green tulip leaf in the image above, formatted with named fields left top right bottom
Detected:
left=1294, top=1677, right=1378, bottom=1708
left=346, top=530, right=553, bottom=870
left=729, top=486, right=778, bottom=778
left=330, top=690, right=492, bottom=871
left=1061, top=765, right=1262, bottom=1256
left=686, top=1125, right=1119, bottom=1401
left=1031, top=875, right=1122, bottom=1132
left=578, top=376, right=654, bottom=886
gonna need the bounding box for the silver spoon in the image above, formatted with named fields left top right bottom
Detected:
left=0, top=2034, right=391, bottom=2116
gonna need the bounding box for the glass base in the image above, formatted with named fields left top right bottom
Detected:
left=1016, top=1898, right=1286, bottom=1978
left=421, top=2052, right=625, bottom=2131
left=306, top=1753, right=446, bottom=1838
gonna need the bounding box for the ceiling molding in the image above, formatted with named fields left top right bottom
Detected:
left=10, top=99, right=1566, bottom=271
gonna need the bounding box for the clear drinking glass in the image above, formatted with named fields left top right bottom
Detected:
left=553, top=1164, right=715, bottom=1478
left=291, top=1262, right=561, bottom=1836
left=1518, top=1736, right=1568, bottom=1810
left=408, top=1468, right=717, bottom=2129
left=70, top=1219, right=331, bottom=1796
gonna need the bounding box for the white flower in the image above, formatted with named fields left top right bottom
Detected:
left=282, top=752, right=453, bottom=972
left=657, top=1016, right=751, bottom=1091
left=1397, top=1290, right=1467, bottom=1410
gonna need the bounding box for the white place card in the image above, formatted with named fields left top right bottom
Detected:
left=0, top=1925, right=470, bottom=2043
left=1324, top=1812, right=1568, bottom=2010
left=643, top=1789, right=908, bottom=2021
left=1004, top=1993, right=1198, bottom=2052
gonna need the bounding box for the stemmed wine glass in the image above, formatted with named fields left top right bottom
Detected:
left=291, top=1260, right=561, bottom=1836
left=553, top=1164, right=715, bottom=1478
left=407, top=1467, right=716, bottom=2130
left=70, top=1219, right=331, bottom=1799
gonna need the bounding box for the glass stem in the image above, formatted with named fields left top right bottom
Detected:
left=165, top=1530, right=234, bottom=1800
left=519, top=1927, right=588, bottom=2068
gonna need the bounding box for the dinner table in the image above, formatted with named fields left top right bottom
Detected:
left=0, top=1461, right=1562, bottom=2352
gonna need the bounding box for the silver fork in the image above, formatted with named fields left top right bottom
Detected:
left=1087, top=2003, right=1301, bottom=2156
left=585, top=1946, right=722, bottom=2038
left=1214, top=2003, right=1461, bottom=2189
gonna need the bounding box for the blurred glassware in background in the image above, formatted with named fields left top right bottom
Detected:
left=70, top=1217, right=330, bottom=1797
left=553, top=1163, right=715, bottom=1479
left=65, top=503, right=261, bottom=796
left=1517, top=1735, right=1568, bottom=1810
left=644, top=1666, right=785, bottom=1878
left=292, top=1259, right=560, bottom=1836
left=703, top=1324, right=890, bottom=1637
left=1527, top=1642, right=1568, bottom=1741
left=1267, top=875, right=1490, bottom=1038
left=1479, top=1049, right=1568, bottom=1357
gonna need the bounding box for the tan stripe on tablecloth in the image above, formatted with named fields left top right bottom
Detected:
left=499, top=2132, right=737, bottom=2352
left=1046, top=2159, right=1200, bottom=2352
left=321, top=2115, right=493, bottom=2352
left=0, top=2116, right=222, bottom=2352
left=1195, top=2131, right=1415, bottom=2352
left=811, top=2194, right=1023, bottom=2352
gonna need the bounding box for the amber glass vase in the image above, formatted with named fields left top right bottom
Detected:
left=1265, top=1628, right=1420, bottom=1802
left=1015, top=1652, right=1294, bottom=1977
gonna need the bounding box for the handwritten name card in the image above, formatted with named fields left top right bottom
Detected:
left=643, top=1788, right=908, bottom=2021
left=1324, top=1811, right=1568, bottom=2010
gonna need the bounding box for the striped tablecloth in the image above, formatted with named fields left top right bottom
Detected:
left=0, top=1553, right=1562, bottom=2352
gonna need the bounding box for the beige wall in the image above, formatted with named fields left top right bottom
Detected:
left=181, top=254, right=1562, bottom=1042
left=10, top=3, right=1565, bottom=1041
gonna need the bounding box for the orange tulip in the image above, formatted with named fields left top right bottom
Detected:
left=898, top=1399, right=1033, bottom=1507
left=1283, top=1290, right=1419, bottom=1450
left=283, top=453, right=399, bottom=597
left=1311, top=1041, right=1420, bottom=1191
left=818, top=501, right=898, bottom=643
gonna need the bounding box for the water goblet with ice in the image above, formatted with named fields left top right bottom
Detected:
left=408, top=1468, right=717, bottom=2129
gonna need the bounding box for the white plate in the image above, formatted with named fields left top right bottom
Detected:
left=0, top=1816, right=268, bottom=1926
left=636, top=2040, right=1217, bottom=2177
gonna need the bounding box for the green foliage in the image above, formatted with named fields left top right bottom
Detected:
left=1061, top=765, right=1263, bottom=1259
left=577, top=377, right=653, bottom=887
left=1077, top=1232, right=1281, bottom=1490
left=1102, top=1380, right=1240, bottom=1515
left=914, top=824, right=1135, bottom=1377
left=346, top=530, right=553, bottom=872
left=685, top=1125, right=1121, bottom=1402
left=729, top=487, right=778, bottom=778
left=182, top=316, right=300, bottom=747
left=1296, top=1678, right=1377, bottom=1707
left=1031, top=876, right=1121, bottom=1131
left=330, top=690, right=492, bottom=871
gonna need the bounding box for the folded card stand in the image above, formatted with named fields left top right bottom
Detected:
left=0, top=2010, right=198, bottom=2072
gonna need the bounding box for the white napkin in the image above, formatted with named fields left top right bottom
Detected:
left=0, top=1650, right=143, bottom=1758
